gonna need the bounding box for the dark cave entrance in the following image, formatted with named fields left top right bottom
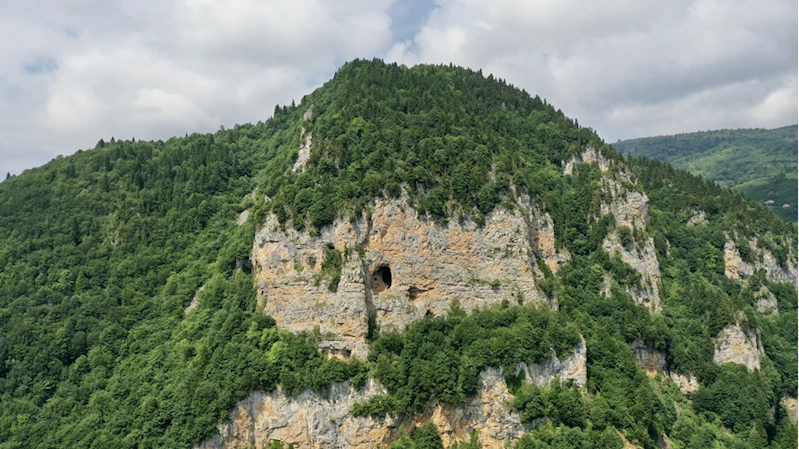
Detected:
left=371, top=265, right=392, bottom=294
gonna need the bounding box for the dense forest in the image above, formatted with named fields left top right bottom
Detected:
left=0, top=59, right=796, bottom=449
left=614, top=126, right=798, bottom=222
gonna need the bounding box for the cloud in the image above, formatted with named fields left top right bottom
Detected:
left=388, top=0, right=797, bottom=141
left=0, top=0, right=397, bottom=175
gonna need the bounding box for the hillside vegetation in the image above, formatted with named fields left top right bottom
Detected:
left=0, top=59, right=796, bottom=449
left=614, top=126, right=798, bottom=221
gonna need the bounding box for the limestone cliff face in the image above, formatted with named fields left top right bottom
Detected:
left=195, top=379, right=391, bottom=449
left=565, top=149, right=661, bottom=312
left=713, top=323, right=764, bottom=372
left=723, top=240, right=798, bottom=287
left=630, top=339, right=666, bottom=376
left=629, top=339, right=699, bottom=394
left=196, top=344, right=587, bottom=449
left=514, top=338, right=587, bottom=387
left=599, top=179, right=661, bottom=312
left=253, top=196, right=565, bottom=358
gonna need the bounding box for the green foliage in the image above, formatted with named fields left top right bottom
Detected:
left=512, top=422, right=623, bottom=449
left=615, top=125, right=798, bottom=221
left=320, top=246, right=344, bottom=292
left=353, top=306, right=581, bottom=418
left=513, top=381, right=585, bottom=428
left=390, top=423, right=445, bottom=449
left=0, top=113, right=367, bottom=448
left=0, top=58, right=796, bottom=449
left=266, top=59, right=605, bottom=231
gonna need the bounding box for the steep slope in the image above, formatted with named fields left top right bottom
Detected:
left=614, top=126, right=798, bottom=221
left=0, top=59, right=797, bottom=449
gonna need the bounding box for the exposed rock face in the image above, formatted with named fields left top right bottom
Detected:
left=713, top=324, right=764, bottom=372
left=253, top=196, right=563, bottom=357
left=668, top=373, right=699, bottom=394
left=600, top=180, right=661, bottom=312
left=782, top=396, right=797, bottom=424
left=292, top=134, right=312, bottom=173
left=602, top=231, right=661, bottom=312
left=755, top=286, right=778, bottom=315
left=184, top=285, right=204, bottom=315
left=412, top=368, right=525, bottom=448
left=628, top=340, right=699, bottom=394
left=514, top=338, right=587, bottom=387
left=630, top=339, right=666, bottom=376
left=195, top=379, right=391, bottom=449
left=686, top=210, right=708, bottom=226
left=196, top=342, right=587, bottom=449
left=723, top=240, right=798, bottom=287
left=292, top=108, right=314, bottom=173
left=236, top=209, right=250, bottom=226
left=564, top=147, right=613, bottom=176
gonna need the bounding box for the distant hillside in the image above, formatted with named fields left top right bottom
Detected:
left=614, top=126, right=797, bottom=221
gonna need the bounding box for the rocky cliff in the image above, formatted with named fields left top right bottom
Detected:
left=197, top=343, right=586, bottom=449
left=723, top=239, right=798, bottom=287
left=253, top=196, right=566, bottom=358
left=713, top=323, right=764, bottom=372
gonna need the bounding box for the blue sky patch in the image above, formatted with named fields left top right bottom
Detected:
left=24, top=57, right=58, bottom=75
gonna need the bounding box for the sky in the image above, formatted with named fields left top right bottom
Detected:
left=1, top=0, right=796, bottom=176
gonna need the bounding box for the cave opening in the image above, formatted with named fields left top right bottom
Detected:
left=371, top=265, right=392, bottom=294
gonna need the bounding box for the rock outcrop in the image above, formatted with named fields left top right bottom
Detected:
left=253, top=196, right=564, bottom=358
left=514, top=338, right=587, bottom=387
left=630, top=339, right=667, bottom=376
left=196, top=343, right=587, bottom=449
left=599, top=178, right=661, bottom=312
left=755, top=286, right=778, bottom=315
left=713, top=324, right=764, bottom=372
left=195, top=379, right=391, bottom=449
left=629, top=339, right=699, bottom=394
left=781, top=396, right=797, bottom=424
left=723, top=240, right=798, bottom=287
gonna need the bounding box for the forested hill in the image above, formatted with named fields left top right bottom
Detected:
left=0, top=59, right=797, bottom=449
left=614, top=126, right=798, bottom=222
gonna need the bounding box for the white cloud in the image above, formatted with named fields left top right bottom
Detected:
left=389, top=0, right=797, bottom=141
left=0, top=0, right=397, bottom=175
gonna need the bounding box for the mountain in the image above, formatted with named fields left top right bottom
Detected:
left=0, top=59, right=797, bottom=449
left=613, top=126, right=798, bottom=222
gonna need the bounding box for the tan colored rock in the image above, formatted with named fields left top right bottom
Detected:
left=196, top=342, right=587, bottom=449
left=781, top=396, right=797, bottom=424
left=723, top=241, right=754, bottom=281
left=253, top=196, right=560, bottom=358
left=411, top=368, right=525, bottom=448
left=723, top=239, right=798, bottom=287
left=713, top=324, right=764, bottom=372
left=195, top=379, right=391, bottom=449
left=630, top=339, right=666, bottom=376
left=602, top=231, right=661, bottom=312
left=669, top=373, right=700, bottom=394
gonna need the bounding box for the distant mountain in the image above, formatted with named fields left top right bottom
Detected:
left=614, top=126, right=797, bottom=222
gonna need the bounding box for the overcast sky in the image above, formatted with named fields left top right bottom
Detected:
left=1, top=0, right=796, bottom=176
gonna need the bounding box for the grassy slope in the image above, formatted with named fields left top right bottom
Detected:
left=614, top=126, right=797, bottom=221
